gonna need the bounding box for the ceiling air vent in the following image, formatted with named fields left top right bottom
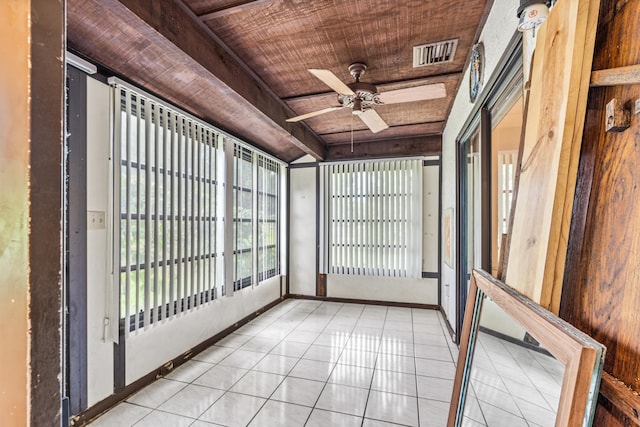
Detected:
left=413, top=39, right=458, bottom=68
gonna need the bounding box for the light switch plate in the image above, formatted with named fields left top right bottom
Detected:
left=88, top=211, right=106, bottom=230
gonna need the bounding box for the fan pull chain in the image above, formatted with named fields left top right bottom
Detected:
left=351, top=114, right=354, bottom=153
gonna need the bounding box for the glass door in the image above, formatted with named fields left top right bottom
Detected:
left=457, top=129, right=485, bottom=340
left=456, top=96, right=523, bottom=343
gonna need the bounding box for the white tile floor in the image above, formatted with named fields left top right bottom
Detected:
left=88, top=299, right=458, bottom=427
left=461, top=331, right=564, bottom=427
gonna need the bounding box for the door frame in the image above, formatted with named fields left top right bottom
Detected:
left=454, top=34, right=523, bottom=343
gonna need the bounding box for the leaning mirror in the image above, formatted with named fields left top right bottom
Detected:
left=448, top=269, right=605, bottom=427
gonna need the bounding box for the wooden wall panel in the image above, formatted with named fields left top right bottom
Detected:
left=29, top=0, right=65, bottom=424
left=503, top=0, right=600, bottom=314
left=561, top=0, right=640, bottom=425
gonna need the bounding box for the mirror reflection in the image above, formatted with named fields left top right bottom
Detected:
left=462, top=293, right=564, bottom=427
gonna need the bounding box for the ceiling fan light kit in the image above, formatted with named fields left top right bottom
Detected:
left=287, top=62, right=447, bottom=134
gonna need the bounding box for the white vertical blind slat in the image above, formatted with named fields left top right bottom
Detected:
left=374, top=161, right=381, bottom=277
left=138, top=96, right=146, bottom=330
left=188, top=123, right=194, bottom=304
left=364, top=162, right=370, bottom=276
left=355, top=163, right=361, bottom=274
left=123, top=90, right=132, bottom=334
left=349, top=162, right=355, bottom=275
left=390, top=161, right=396, bottom=276
left=170, top=112, right=179, bottom=316
left=332, top=164, right=337, bottom=274
left=336, top=164, right=340, bottom=274
left=398, top=160, right=404, bottom=277
left=382, top=161, right=389, bottom=276
left=161, top=108, right=169, bottom=319
left=197, top=125, right=204, bottom=301
left=205, top=131, right=211, bottom=299
left=177, top=116, right=185, bottom=314
left=153, top=104, right=160, bottom=317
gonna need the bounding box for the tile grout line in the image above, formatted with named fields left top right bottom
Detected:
left=359, top=305, right=388, bottom=427
left=243, top=298, right=315, bottom=426
left=412, top=308, right=421, bottom=427
left=193, top=299, right=303, bottom=426
left=300, top=301, right=355, bottom=426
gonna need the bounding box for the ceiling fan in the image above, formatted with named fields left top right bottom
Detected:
left=286, top=62, right=446, bottom=133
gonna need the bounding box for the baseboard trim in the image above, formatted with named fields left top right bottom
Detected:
left=71, top=296, right=285, bottom=427
left=286, top=294, right=439, bottom=311
left=439, top=306, right=456, bottom=341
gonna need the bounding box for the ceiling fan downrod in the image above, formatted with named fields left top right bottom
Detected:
left=348, top=62, right=367, bottom=82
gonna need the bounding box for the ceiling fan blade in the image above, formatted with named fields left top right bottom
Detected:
left=308, top=69, right=355, bottom=96
left=286, top=106, right=344, bottom=122
left=378, top=83, right=446, bottom=104
left=358, top=109, right=389, bottom=133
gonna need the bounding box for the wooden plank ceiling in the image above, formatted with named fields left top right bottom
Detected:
left=67, top=0, right=489, bottom=162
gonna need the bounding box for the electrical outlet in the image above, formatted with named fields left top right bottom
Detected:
left=87, top=211, right=106, bottom=230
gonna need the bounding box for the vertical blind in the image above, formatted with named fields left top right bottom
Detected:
left=115, top=84, right=223, bottom=334
left=233, top=144, right=254, bottom=290
left=231, top=144, right=281, bottom=290
left=257, top=155, right=280, bottom=281
left=323, top=159, right=423, bottom=278
left=112, top=80, right=283, bottom=335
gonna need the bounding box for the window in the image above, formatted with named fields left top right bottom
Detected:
left=113, top=80, right=284, bottom=332
left=257, top=155, right=280, bottom=281
left=323, top=159, right=423, bottom=278
left=232, top=146, right=282, bottom=290
left=497, top=150, right=517, bottom=235
left=233, top=145, right=253, bottom=290
left=115, top=84, right=223, bottom=333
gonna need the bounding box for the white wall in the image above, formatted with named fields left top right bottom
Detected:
left=423, top=161, right=440, bottom=275
left=86, top=78, right=115, bottom=406
left=327, top=275, right=437, bottom=304
left=440, top=0, right=520, bottom=331
left=126, top=276, right=280, bottom=383
left=288, top=165, right=317, bottom=295
left=479, top=299, right=526, bottom=340
left=288, top=159, right=440, bottom=305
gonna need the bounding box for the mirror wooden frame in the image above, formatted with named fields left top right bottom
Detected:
left=447, top=269, right=605, bottom=427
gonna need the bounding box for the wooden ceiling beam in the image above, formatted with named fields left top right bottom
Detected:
left=137, top=0, right=324, bottom=158
left=199, top=0, right=274, bottom=21
left=325, top=135, right=442, bottom=161
left=113, top=0, right=325, bottom=159
left=321, top=122, right=445, bottom=145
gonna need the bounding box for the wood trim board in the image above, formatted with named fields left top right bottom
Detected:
left=286, top=294, right=439, bottom=311
left=503, top=0, right=601, bottom=313
left=448, top=269, right=605, bottom=427
left=599, top=372, right=640, bottom=426
left=590, top=64, right=640, bottom=87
